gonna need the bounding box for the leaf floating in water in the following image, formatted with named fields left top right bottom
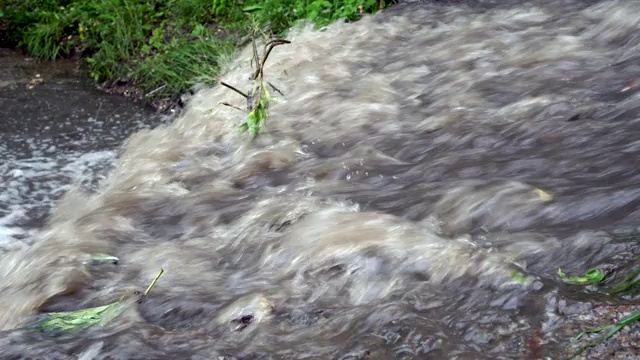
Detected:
left=85, top=254, right=120, bottom=265
left=511, top=271, right=533, bottom=287
left=558, top=268, right=605, bottom=285
left=37, top=269, right=164, bottom=335
left=531, top=188, right=553, bottom=202
left=27, top=74, right=44, bottom=89
left=38, top=302, right=125, bottom=335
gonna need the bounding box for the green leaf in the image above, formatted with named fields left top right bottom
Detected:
left=511, top=271, right=533, bottom=286
left=558, top=268, right=605, bottom=285
left=38, top=302, right=124, bottom=334
left=36, top=269, right=164, bottom=335
left=242, top=5, right=263, bottom=13
left=570, top=309, right=640, bottom=358
left=317, top=1, right=333, bottom=8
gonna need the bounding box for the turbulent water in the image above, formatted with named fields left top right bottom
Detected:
left=0, top=49, right=165, bottom=255
left=3, top=0, right=640, bottom=358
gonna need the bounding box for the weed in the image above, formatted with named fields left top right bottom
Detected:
left=232, top=34, right=289, bottom=138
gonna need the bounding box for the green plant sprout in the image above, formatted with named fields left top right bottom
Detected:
left=36, top=269, right=164, bottom=335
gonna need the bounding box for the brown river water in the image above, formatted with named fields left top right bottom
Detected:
left=2, top=0, right=640, bottom=358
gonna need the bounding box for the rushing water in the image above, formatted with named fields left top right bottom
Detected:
left=2, top=0, right=640, bottom=358
left=0, top=48, right=166, bottom=253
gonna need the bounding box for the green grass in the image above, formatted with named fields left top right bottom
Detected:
left=0, top=0, right=397, bottom=105
left=217, top=0, right=394, bottom=34
left=132, top=34, right=235, bottom=100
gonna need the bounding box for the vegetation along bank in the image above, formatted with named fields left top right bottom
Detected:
left=0, top=0, right=397, bottom=111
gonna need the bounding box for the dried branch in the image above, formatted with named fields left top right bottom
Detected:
left=220, top=81, right=249, bottom=99
left=252, top=39, right=291, bottom=81
left=267, top=81, right=284, bottom=96
left=219, top=20, right=290, bottom=138
left=220, top=102, right=247, bottom=113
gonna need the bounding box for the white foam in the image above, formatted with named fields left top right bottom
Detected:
left=0, top=147, right=118, bottom=252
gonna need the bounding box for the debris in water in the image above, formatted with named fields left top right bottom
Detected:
left=215, top=293, right=276, bottom=331
left=84, top=254, right=119, bottom=266
left=220, top=26, right=290, bottom=138
left=37, top=301, right=125, bottom=335
left=557, top=268, right=605, bottom=285
left=531, top=188, right=553, bottom=202
left=35, top=269, right=164, bottom=335
left=27, top=74, right=43, bottom=89
left=510, top=271, right=534, bottom=287
left=620, top=80, right=639, bottom=93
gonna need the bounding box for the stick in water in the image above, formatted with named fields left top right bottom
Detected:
left=145, top=269, right=164, bottom=296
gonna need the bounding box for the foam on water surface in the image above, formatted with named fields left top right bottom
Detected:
left=0, top=51, right=166, bottom=253
left=0, top=146, right=117, bottom=249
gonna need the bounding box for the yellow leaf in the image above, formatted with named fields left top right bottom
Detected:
left=532, top=188, right=553, bottom=202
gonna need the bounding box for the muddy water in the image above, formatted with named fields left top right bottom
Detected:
left=2, top=0, right=640, bottom=359
left=0, top=48, right=166, bottom=254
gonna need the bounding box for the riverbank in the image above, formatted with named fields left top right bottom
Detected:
left=0, top=0, right=396, bottom=112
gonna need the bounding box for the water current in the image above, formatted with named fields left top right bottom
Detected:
left=2, top=0, right=640, bottom=358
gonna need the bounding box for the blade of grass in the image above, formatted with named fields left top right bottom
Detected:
left=570, top=309, right=640, bottom=358
left=607, top=266, right=640, bottom=295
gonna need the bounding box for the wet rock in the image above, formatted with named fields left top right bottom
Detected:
left=557, top=299, right=594, bottom=315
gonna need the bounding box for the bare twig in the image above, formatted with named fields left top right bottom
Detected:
left=220, top=81, right=249, bottom=99
left=144, top=269, right=164, bottom=296
left=250, top=30, right=260, bottom=75
left=218, top=20, right=290, bottom=138
left=252, top=39, right=291, bottom=81
left=220, top=102, right=247, bottom=113
left=267, top=81, right=284, bottom=96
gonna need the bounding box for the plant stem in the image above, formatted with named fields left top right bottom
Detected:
left=145, top=269, right=164, bottom=296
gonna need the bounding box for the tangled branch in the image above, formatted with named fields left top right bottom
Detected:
left=220, top=26, right=290, bottom=138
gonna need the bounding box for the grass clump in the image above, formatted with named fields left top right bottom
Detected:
left=214, top=0, right=395, bottom=35
left=0, top=0, right=397, bottom=107
left=132, top=33, right=234, bottom=100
